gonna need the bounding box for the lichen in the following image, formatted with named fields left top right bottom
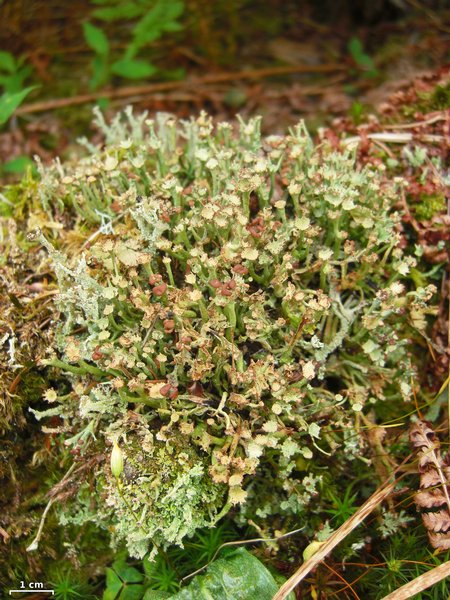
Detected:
left=27, top=108, right=436, bottom=557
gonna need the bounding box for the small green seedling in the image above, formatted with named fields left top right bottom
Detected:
left=83, top=0, right=184, bottom=90
left=348, top=37, right=378, bottom=78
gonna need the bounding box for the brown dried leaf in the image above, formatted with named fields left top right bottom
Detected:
left=420, top=469, right=443, bottom=489
left=418, top=453, right=438, bottom=470
left=410, top=420, right=450, bottom=550
left=409, top=420, right=450, bottom=513
left=429, top=532, right=450, bottom=550
left=415, top=489, right=448, bottom=509
left=410, top=421, right=436, bottom=448
left=422, top=510, right=450, bottom=533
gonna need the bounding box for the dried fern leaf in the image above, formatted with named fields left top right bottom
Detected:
left=410, top=420, right=450, bottom=550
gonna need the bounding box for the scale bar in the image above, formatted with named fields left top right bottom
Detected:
left=9, top=591, right=55, bottom=595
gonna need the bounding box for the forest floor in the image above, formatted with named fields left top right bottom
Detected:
left=0, top=3, right=449, bottom=176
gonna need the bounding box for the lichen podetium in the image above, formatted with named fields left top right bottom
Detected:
left=26, top=108, right=436, bottom=557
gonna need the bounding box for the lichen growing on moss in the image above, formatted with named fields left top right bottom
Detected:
left=58, top=429, right=225, bottom=558
left=25, top=108, right=436, bottom=558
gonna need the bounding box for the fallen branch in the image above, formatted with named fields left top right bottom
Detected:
left=384, top=112, right=447, bottom=130
left=15, top=63, right=346, bottom=116
left=343, top=132, right=444, bottom=147
left=381, top=559, right=450, bottom=600
left=273, top=480, right=395, bottom=600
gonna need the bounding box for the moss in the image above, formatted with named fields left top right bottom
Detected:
left=402, top=80, right=450, bottom=117
left=427, top=81, right=450, bottom=111
left=413, top=193, right=447, bottom=221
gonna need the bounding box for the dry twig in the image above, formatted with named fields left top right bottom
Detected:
left=273, top=481, right=396, bottom=600
left=381, top=559, right=450, bottom=600
left=15, top=63, right=346, bottom=115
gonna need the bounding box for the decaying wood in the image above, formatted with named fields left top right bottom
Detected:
left=410, top=420, right=450, bottom=550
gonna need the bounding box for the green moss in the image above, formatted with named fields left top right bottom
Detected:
left=414, top=193, right=447, bottom=221
left=402, top=80, right=450, bottom=117
left=428, top=82, right=450, bottom=110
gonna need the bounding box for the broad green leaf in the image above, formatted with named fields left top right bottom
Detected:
left=89, top=54, right=110, bottom=91
left=118, top=584, right=146, bottom=600
left=0, top=86, right=38, bottom=125
left=170, top=548, right=293, bottom=600
left=104, top=561, right=145, bottom=600
left=103, top=567, right=123, bottom=600
left=1, top=155, right=34, bottom=174
left=113, top=559, right=145, bottom=583
left=111, top=59, right=157, bottom=80
left=348, top=37, right=377, bottom=77
left=0, top=51, right=16, bottom=73
left=348, top=37, right=364, bottom=61
left=83, top=22, right=110, bottom=56
left=143, top=591, right=171, bottom=599
left=3, top=65, right=33, bottom=93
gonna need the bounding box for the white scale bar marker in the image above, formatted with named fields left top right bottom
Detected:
left=9, top=591, right=55, bottom=595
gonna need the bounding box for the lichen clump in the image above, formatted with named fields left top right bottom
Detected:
left=32, top=109, right=434, bottom=557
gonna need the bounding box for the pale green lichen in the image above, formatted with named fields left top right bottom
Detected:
left=28, top=109, right=436, bottom=557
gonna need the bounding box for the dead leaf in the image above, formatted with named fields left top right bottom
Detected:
left=410, top=420, right=450, bottom=550
left=429, top=533, right=450, bottom=550
left=422, top=510, right=450, bottom=533
left=415, top=489, right=448, bottom=509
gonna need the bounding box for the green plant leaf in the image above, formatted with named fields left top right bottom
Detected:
left=113, top=559, right=145, bottom=583
left=89, top=54, right=110, bottom=90
left=162, top=21, right=183, bottom=33
left=169, top=548, right=293, bottom=600
left=104, top=567, right=123, bottom=600
left=132, top=1, right=184, bottom=48
left=348, top=37, right=364, bottom=61
left=92, top=2, right=143, bottom=22
left=348, top=37, right=378, bottom=77
left=0, top=86, right=38, bottom=125
left=143, top=592, right=171, bottom=599
left=0, top=51, right=16, bottom=73
left=111, top=59, right=157, bottom=79
left=83, top=22, right=110, bottom=56
left=103, top=561, right=146, bottom=600
left=1, top=155, right=35, bottom=175
left=119, top=585, right=146, bottom=600
left=142, top=554, right=179, bottom=594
